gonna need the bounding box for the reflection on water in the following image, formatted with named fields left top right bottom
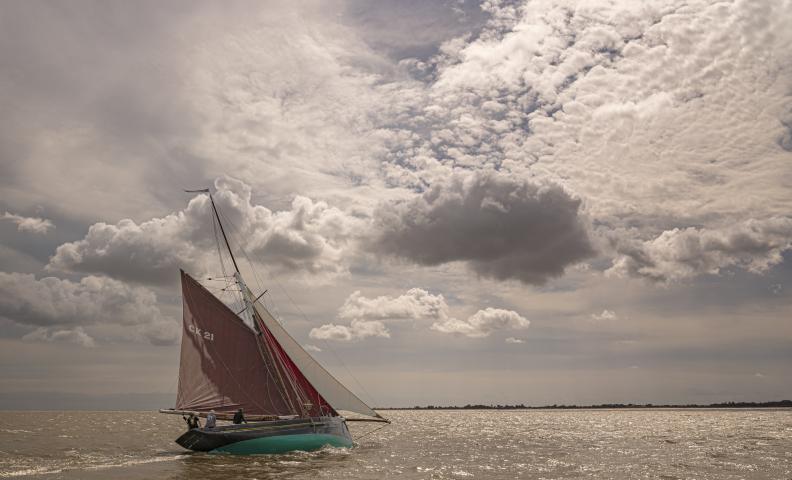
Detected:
left=1, top=409, right=791, bottom=479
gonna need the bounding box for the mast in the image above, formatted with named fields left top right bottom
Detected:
left=208, top=193, right=241, bottom=276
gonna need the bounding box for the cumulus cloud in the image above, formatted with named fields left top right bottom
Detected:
left=0, top=272, right=178, bottom=345
left=311, top=287, right=528, bottom=340
left=505, top=337, right=525, bottom=344
left=591, top=309, right=617, bottom=321
left=303, top=344, right=322, bottom=352
left=47, top=176, right=363, bottom=285
left=310, top=288, right=449, bottom=341
left=608, top=218, right=792, bottom=282
left=2, top=212, right=54, bottom=234
left=372, top=171, right=594, bottom=284
left=337, top=288, right=449, bottom=322
left=23, top=326, right=95, bottom=348
left=309, top=319, right=390, bottom=342
left=432, top=307, right=530, bottom=338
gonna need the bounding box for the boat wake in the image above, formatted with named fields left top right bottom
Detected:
left=0, top=453, right=189, bottom=478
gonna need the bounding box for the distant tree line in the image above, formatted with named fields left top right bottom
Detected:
left=379, top=400, right=792, bottom=410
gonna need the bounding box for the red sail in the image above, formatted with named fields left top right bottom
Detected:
left=257, top=317, right=337, bottom=417
left=176, top=271, right=298, bottom=416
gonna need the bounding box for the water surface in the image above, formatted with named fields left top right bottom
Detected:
left=1, top=409, right=790, bottom=479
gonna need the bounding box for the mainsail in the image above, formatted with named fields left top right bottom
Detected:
left=176, top=271, right=299, bottom=416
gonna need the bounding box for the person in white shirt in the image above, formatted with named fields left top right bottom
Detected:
left=205, top=410, right=217, bottom=429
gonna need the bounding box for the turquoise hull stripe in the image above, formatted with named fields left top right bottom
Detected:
left=211, top=433, right=353, bottom=455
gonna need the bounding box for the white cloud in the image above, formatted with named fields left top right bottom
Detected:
left=303, top=344, right=322, bottom=352
left=505, top=337, right=525, bottom=344
left=0, top=272, right=177, bottom=345
left=312, top=287, right=528, bottom=341
left=310, top=287, right=449, bottom=341
left=607, top=218, right=792, bottom=282
left=309, top=319, right=390, bottom=342
left=591, top=309, right=617, bottom=321
left=337, top=288, right=449, bottom=322
left=47, top=176, right=364, bottom=285
left=432, top=307, right=529, bottom=338
left=2, top=212, right=54, bottom=234
left=23, top=326, right=95, bottom=348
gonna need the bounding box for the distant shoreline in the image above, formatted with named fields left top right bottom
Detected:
left=378, top=400, right=792, bottom=410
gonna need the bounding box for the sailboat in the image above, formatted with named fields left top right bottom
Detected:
left=159, top=190, right=388, bottom=454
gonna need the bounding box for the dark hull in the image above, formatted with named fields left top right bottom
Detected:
left=175, top=416, right=352, bottom=454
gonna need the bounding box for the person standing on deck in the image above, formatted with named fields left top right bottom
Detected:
left=205, top=410, right=217, bottom=429
left=233, top=408, right=247, bottom=424
left=188, top=414, right=201, bottom=429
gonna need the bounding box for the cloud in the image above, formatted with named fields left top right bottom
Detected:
left=432, top=307, right=529, bottom=338
left=0, top=272, right=177, bottom=345
left=310, top=287, right=449, bottom=341
left=371, top=171, right=594, bottom=284
left=2, top=212, right=54, bottom=234
left=311, top=287, right=528, bottom=341
left=591, top=309, right=617, bottom=321
left=608, top=218, right=792, bottom=282
left=505, top=337, right=525, bottom=344
left=377, top=0, right=792, bottom=286
left=337, top=288, right=449, bottom=322
left=47, top=176, right=363, bottom=285
left=23, top=326, right=95, bottom=348
left=303, top=344, right=322, bottom=352
left=309, top=319, right=390, bottom=342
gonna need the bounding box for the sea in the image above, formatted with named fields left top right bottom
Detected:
left=1, top=409, right=790, bottom=479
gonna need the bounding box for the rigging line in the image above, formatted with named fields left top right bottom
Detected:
left=256, top=314, right=304, bottom=416
left=212, top=210, right=233, bottom=303
left=211, top=204, right=270, bottom=304
left=250, top=313, right=297, bottom=416
left=253, top=302, right=314, bottom=416
left=211, top=202, right=257, bottom=320
left=236, top=289, right=268, bottom=316
left=352, top=422, right=389, bottom=441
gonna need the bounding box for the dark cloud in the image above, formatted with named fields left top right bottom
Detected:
left=371, top=171, right=595, bottom=284
left=0, top=272, right=177, bottom=345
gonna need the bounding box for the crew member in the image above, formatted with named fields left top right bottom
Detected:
left=233, top=408, right=247, bottom=424
left=205, top=410, right=217, bottom=429
left=187, top=414, right=200, bottom=430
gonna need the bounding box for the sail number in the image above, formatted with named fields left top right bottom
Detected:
left=188, top=324, right=215, bottom=341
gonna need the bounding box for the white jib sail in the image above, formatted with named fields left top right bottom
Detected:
left=245, top=286, right=382, bottom=419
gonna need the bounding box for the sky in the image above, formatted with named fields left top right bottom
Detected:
left=1, top=0, right=791, bottom=409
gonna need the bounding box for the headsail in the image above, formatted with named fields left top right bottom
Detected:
left=247, top=287, right=384, bottom=419
left=176, top=271, right=299, bottom=416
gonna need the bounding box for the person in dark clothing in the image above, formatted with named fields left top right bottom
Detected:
left=233, top=408, right=247, bottom=424
left=183, top=414, right=200, bottom=430
left=188, top=415, right=201, bottom=429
